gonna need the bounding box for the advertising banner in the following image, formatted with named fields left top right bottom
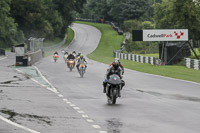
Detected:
left=143, top=29, right=188, bottom=41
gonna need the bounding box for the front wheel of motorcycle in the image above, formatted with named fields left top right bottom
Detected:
left=111, top=89, right=117, bottom=104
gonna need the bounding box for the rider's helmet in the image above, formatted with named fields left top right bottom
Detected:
left=113, top=60, right=119, bottom=70
left=70, top=52, right=72, bottom=55
left=80, top=54, right=83, bottom=59
left=114, top=58, right=120, bottom=61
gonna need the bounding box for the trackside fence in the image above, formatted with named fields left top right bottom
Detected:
left=114, top=52, right=161, bottom=66
left=184, top=58, right=200, bottom=70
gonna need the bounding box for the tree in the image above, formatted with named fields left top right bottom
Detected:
left=53, top=0, right=86, bottom=35
left=154, top=0, right=200, bottom=41
left=0, top=0, right=24, bottom=47
left=109, top=0, right=148, bottom=23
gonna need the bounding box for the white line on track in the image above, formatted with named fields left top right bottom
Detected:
left=34, top=66, right=59, bottom=93
left=99, top=131, right=108, bottom=133
left=58, top=94, right=64, bottom=97
left=82, top=115, right=89, bottom=118
left=77, top=110, right=85, bottom=114
left=0, top=115, right=40, bottom=133
left=0, top=56, right=7, bottom=61
left=15, top=66, right=107, bottom=133
left=63, top=98, right=68, bottom=102
left=69, top=104, right=76, bottom=107
left=86, top=119, right=94, bottom=123
left=92, top=125, right=101, bottom=129
left=73, top=107, right=80, bottom=110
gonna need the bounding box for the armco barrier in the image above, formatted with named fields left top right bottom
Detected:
left=114, top=52, right=160, bottom=66
left=184, top=58, right=200, bottom=70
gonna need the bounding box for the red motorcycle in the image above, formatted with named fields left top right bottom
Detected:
left=53, top=54, right=59, bottom=62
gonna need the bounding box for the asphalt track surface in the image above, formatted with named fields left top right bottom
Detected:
left=36, top=23, right=200, bottom=133
left=0, top=23, right=200, bottom=133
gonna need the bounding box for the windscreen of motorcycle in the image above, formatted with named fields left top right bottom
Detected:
left=108, top=74, right=122, bottom=85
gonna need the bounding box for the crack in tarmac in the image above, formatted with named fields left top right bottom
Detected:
left=0, top=108, right=52, bottom=126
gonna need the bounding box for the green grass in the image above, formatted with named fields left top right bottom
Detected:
left=75, top=21, right=124, bottom=64
left=75, top=21, right=200, bottom=83
left=65, top=28, right=74, bottom=46
left=122, top=59, right=200, bottom=83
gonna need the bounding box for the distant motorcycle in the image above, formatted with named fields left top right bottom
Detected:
left=78, top=62, right=86, bottom=77
left=106, top=74, right=122, bottom=104
left=63, top=54, right=68, bottom=63
left=67, top=59, right=75, bottom=71
left=53, top=54, right=59, bottom=62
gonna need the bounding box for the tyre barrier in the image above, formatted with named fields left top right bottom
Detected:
left=114, top=52, right=161, bottom=66
left=184, top=58, right=200, bottom=70
left=0, top=49, right=5, bottom=56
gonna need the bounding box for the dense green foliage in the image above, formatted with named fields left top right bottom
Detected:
left=79, top=0, right=153, bottom=23
left=0, top=0, right=86, bottom=48
left=78, top=0, right=200, bottom=53
left=0, top=0, right=24, bottom=47
left=154, top=0, right=200, bottom=42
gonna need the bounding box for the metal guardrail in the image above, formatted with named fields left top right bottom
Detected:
left=184, top=58, right=200, bottom=70
left=42, top=39, right=66, bottom=52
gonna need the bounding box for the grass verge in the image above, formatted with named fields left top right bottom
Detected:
left=44, top=27, right=74, bottom=57
left=75, top=21, right=124, bottom=64
left=75, top=21, right=200, bottom=83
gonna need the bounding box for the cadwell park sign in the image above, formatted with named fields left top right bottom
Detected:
left=132, top=29, right=188, bottom=42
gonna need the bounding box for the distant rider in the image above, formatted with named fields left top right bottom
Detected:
left=63, top=51, right=68, bottom=63
left=67, top=52, right=75, bottom=60
left=76, top=54, right=87, bottom=72
left=54, top=51, right=58, bottom=56
left=72, top=51, right=76, bottom=57
left=103, top=59, right=125, bottom=94
left=76, top=52, right=81, bottom=59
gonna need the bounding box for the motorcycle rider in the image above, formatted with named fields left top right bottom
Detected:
left=63, top=51, right=68, bottom=63
left=110, top=58, right=124, bottom=74
left=76, top=52, right=81, bottom=58
left=72, top=51, right=76, bottom=57
left=67, top=52, right=75, bottom=60
left=103, top=59, right=125, bottom=95
left=76, top=54, right=87, bottom=72
left=54, top=51, right=58, bottom=56
left=67, top=52, right=76, bottom=67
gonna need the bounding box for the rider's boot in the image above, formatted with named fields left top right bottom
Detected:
left=103, top=81, right=107, bottom=93
left=76, top=65, right=79, bottom=72
left=121, top=80, right=125, bottom=89
left=118, top=86, right=121, bottom=97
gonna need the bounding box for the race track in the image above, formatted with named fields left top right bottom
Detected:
left=35, top=23, right=200, bottom=133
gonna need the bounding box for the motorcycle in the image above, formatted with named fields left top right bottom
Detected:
left=106, top=74, right=122, bottom=104
left=63, top=54, right=68, bottom=63
left=53, top=54, right=59, bottom=62
left=79, top=63, right=86, bottom=77
left=67, top=59, right=75, bottom=71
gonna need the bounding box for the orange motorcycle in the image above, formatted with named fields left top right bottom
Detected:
left=67, top=59, right=75, bottom=71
